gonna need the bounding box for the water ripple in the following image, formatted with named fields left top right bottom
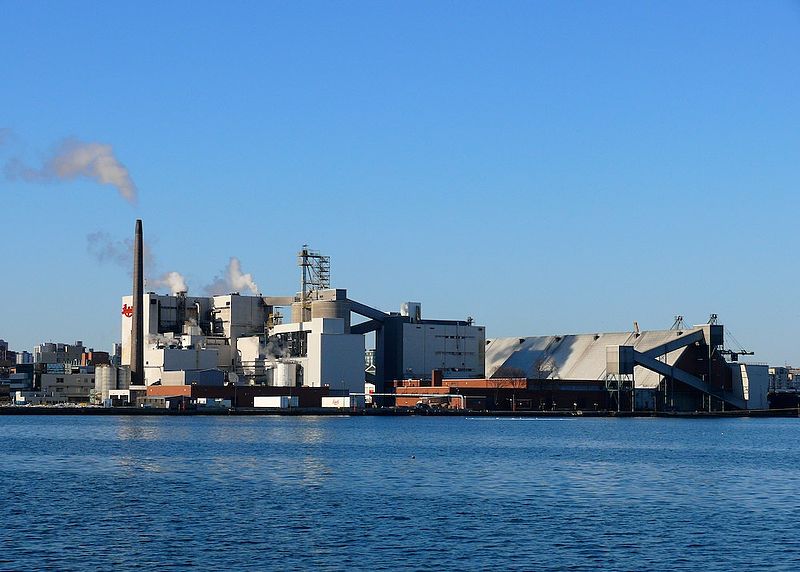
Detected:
left=1, top=416, right=798, bottom=570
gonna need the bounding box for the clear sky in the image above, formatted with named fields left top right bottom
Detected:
left=1, top=1, right=798, bottom=364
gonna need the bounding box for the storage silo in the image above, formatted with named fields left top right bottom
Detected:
left=95, top=364, right=115, bottom=401
left=273, top=362, right=297, bottom=387
left=311, top=299, right=351, bottom=332
left=291, top=302, right=311, bottom=323
left=117, top=366, right=131, bottom=390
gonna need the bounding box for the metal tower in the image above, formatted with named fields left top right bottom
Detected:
left=297, top=245, right=330, bottom=311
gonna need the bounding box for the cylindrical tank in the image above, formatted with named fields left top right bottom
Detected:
left=273, top=362, right=297, bottom=387
left=95, top=364, right=114, bottom=401
left=117, top=366, right=131, bottom=390
left=291, top=302, right=311, bottom=323
left=311, top=300, right=351, bottom=332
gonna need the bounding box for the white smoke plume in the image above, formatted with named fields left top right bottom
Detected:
left=149, top=271, right=188, bottom=295
left=264, top=338, right=289, bottom=359
left=256, top=337, right=289, bottom=369
left=5, top=138, right=138, bottom=205
left=86, top=231, right=188, bottom=293
left=147, top=333, right=180, bottom=348
left=205, top=257, right=260, bottom=295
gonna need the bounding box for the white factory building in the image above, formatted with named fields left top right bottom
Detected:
left=120, top=286, right=482, bottom=394
left=252, top=317, right=364, bottom=391
left=117, top=245, right=485, bottom=397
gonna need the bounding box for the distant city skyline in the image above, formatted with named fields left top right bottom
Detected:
left=1, top=1, right=798, bottom=364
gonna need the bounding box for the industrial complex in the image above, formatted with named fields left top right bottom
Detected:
left=1, top=219, right=796, bottom=414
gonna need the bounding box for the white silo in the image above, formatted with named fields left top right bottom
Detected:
left=95, top=365, right=115, bottom=401
left=273, top=362, right=297, bottom=387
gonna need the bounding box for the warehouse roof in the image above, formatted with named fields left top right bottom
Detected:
left=486, top=327, right=704, bottom=389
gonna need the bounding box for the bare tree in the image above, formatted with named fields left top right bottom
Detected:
left=494, top=366, right=528, bottom=379
left=490, top=368, right=528, bottom=410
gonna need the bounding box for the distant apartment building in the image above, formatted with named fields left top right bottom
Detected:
left=41, top=372, right=95, bottom=403
left=111, top=343, right=122, bottom=366
left=0, top=339, right=16, bottom=367
left=81, top=351, right=110, bottom=367
left=16, top=351, right=33, bottom=364
left=789, top=369, right=800, bottom=390
left=34, top=341, right=86, bottom=365
left=769, top=366, right=791, bottom=391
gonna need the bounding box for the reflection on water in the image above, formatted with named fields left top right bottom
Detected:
left=296, top=422, right=327, bottom=445
left=1, top=416, right=799, bottom=570
left=298, top=455, right=331, bottom=487
left=115, top=416, right=165, bottom=442
left=115, top=456, right=165, bottom=475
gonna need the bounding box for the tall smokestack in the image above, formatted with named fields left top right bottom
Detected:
left=131, top=219, right=144, bottom=386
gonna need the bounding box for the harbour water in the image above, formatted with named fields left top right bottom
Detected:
left=1, top=415, right=798, bottom=570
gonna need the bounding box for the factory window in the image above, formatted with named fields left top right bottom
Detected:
left=56, top=377, right=64, bottom=383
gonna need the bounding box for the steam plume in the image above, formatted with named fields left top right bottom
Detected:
left=87, top=231, right=187, bottom=293
left=149, top=271, right=188, bottom=295
left=6, top=138, right=138, bottom=205
left=87, top=231, right=153, bottom=272
left=205, top=257, right=260, bottom=295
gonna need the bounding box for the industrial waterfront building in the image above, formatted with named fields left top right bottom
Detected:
left=40, top=371, right=96, bottom=403
left=483, top=321, right=768, bottom=411
left=118, top=289, right=484, bottom=397
left=117, top=238, right=486, bottom=405
left=0, top=221, right=780, bottom=413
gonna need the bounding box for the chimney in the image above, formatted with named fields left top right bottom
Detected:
left=131, top=219, right=145, bottom=386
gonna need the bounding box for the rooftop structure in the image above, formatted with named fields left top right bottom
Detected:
left=487, top=323, right=767, bottom=411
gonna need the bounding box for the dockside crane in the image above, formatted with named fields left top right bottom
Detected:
left=708, top=314, right=754, bottom=362
left=718, top=348, right=754, bottom=362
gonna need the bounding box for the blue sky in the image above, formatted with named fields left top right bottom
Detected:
left=1, top=1, right=798, bottom=364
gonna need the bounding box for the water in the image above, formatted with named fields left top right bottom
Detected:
left=1, top=415, right=799, bottom=571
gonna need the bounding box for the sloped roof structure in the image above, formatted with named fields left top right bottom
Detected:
left=486, top=327, right=704, bottom=389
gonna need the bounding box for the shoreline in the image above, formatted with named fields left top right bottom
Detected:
left=0, top=406, right=797, bottom=418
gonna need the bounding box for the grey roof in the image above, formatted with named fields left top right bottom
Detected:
left=486, top=327, right=703, bottom=389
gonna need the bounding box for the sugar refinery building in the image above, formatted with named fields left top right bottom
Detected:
left=119, top=289, right=485, bottom=395
left=118, top=228, right=486, bottom=406
left=110, top=220, right=769, bottom=412
left=420, top=321, right=768, bottom=412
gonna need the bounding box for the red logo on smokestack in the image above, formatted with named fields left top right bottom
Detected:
left=121, top=304, right=134, bottom=318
